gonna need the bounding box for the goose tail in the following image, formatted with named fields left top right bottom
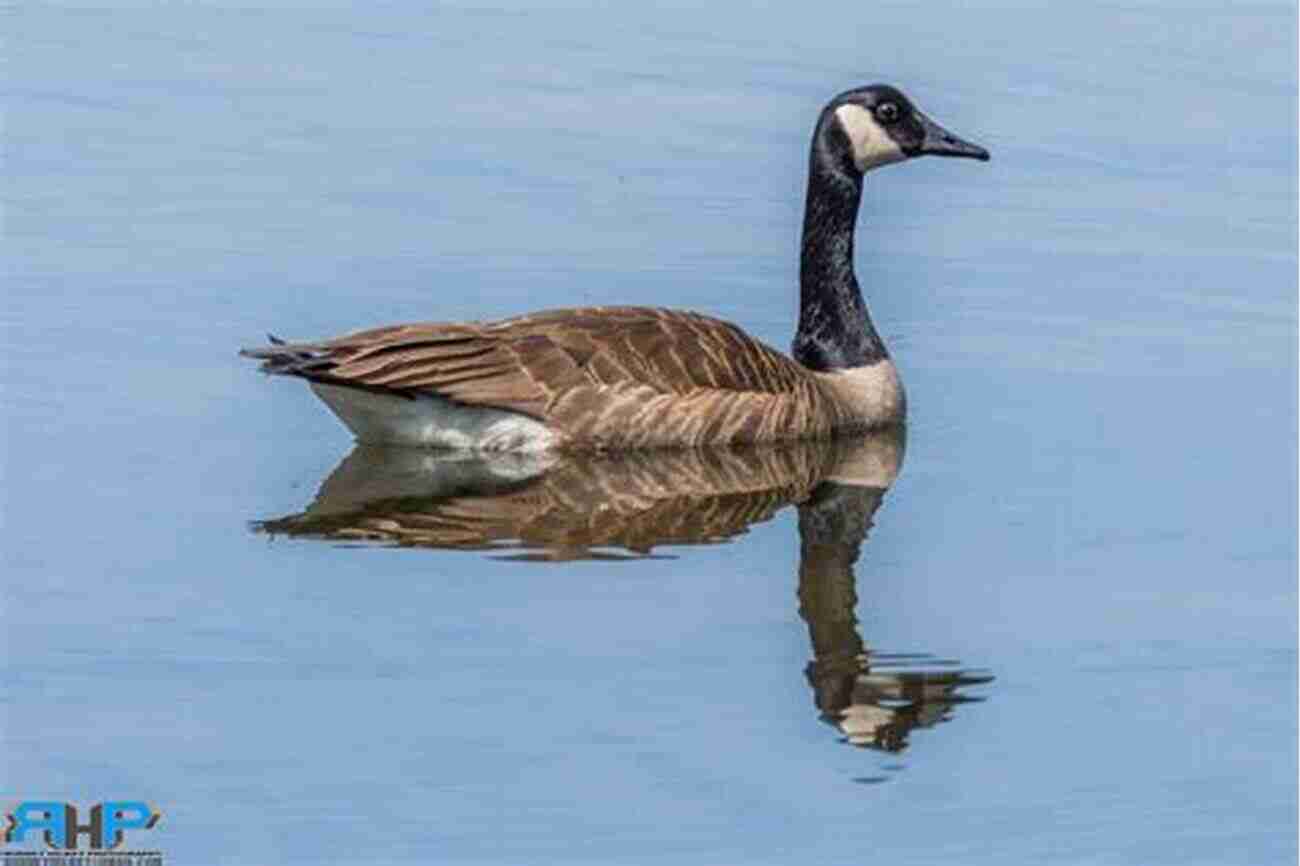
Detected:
left=239, top=335, right=332, bottom=377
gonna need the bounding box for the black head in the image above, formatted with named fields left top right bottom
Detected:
left=820, top=84, right=989, bottom=174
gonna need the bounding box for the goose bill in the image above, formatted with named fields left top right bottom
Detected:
left=915, top=112, right=990, bottom=161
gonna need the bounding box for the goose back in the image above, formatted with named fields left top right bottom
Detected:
left=244, top=306, right=874, bottom=449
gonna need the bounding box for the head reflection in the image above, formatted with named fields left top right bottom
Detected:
left=255, top=429, right=991, bottom=756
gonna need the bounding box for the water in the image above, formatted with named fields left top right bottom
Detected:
left=4, top=1, right=1296, bottom=864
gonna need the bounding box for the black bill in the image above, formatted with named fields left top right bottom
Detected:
left=915, top=112, right=990, bottom=161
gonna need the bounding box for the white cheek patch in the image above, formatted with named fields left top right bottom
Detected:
left=833, top=104, right=906, bottom=171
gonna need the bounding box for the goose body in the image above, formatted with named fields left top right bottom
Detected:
left=243, top=84, right=987, bottom=451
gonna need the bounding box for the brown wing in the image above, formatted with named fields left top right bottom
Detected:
left=243, top=306, right=840, bottom=446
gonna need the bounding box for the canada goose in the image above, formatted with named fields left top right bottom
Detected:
left=242, top=84, right=988, bottom=451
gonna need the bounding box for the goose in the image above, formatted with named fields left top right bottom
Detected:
left=242, top=84, right=988, bottom=451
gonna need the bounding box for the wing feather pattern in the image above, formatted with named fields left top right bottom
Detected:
left=242, top=306, right=853, bottom=448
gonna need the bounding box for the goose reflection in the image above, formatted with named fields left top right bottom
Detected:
left=797, top=478, right=993, bottom=752
left=255, top=429, right=992, bottom=755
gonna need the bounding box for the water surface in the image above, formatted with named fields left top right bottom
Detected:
left=4, top=1, right=1297, bottom=864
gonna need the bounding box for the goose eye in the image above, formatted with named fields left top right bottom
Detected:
left=875, top=102, right=900, bottom=124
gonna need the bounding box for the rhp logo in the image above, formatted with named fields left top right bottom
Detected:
left=4, top=802, right=160, bottom=851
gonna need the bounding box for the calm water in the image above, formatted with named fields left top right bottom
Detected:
left=4, top=1, right=1297, bottom=864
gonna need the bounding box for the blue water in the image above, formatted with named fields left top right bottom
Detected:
left=4, top=1, right=1296, bottom=864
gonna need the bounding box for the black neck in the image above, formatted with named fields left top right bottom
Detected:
left=792, top=136, right=888, bottom=370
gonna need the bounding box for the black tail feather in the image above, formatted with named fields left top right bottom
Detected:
left=239, top=335, right=331, bottom=376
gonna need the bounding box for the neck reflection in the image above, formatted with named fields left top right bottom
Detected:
left=797, top=478, right=992, bottom=753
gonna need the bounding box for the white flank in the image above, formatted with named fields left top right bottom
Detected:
left=310, top=383, right=561, bottom=452
left=833, top=104, right=906, bottom=171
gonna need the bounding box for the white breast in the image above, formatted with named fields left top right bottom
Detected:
left=815, top=359, right=907, bottom=427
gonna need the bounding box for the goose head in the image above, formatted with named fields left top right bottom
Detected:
left=821, top=84, right=989, bottom=174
